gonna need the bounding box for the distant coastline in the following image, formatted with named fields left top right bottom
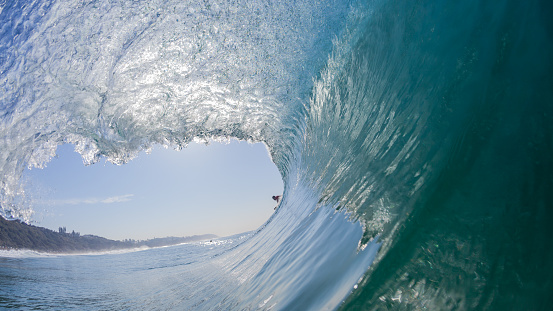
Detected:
left=0, top=216, right=217, bottom=253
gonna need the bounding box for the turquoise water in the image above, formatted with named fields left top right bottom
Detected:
left=1, top=0, right=552, bottom=309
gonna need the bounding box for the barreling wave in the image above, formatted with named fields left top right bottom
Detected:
left=1, top=0, right=552, bottom=309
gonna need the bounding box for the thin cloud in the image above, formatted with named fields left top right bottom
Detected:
left=100, top=194, right=134, bottom=204
left=42, top=194, right=134, bottom=206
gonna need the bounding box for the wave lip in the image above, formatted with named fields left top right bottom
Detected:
left=0, top=0, right=352, bottom=219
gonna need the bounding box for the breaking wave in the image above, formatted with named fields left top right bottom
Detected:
left=1, top=0, right=552, bottom=309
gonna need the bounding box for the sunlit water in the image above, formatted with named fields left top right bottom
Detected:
left=1, top=0, right=552, bottom=309
left=0, top=234, right=251, bottom=310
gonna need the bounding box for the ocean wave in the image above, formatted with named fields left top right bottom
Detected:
left=1, top=0, right=552, bottom=309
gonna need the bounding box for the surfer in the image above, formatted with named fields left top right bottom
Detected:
left=272, top=195, right=281, bottom=210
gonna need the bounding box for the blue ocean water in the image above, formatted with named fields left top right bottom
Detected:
left=0, top=233, right=260, bottom=310
left=1, top=0, right=552, bottom=309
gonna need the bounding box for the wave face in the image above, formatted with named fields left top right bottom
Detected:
left=2, top=0, right=553, bottom=309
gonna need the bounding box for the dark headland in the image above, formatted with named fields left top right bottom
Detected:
left=0, top=216, right=217, bottom=253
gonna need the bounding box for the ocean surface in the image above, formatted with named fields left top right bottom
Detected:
left=1, top=0, right=552, bottom=309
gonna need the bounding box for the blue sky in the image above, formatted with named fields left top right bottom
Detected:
left=24, top=140, right=283, bottom=240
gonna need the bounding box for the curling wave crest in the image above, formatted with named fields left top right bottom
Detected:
left=2, top=0, right=553, bottom=309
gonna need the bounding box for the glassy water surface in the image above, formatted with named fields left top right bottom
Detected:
left=0, top=234, right=250, bottom=310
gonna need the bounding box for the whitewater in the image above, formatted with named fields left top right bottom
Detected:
left=1, top=0, right=552, bottom=309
